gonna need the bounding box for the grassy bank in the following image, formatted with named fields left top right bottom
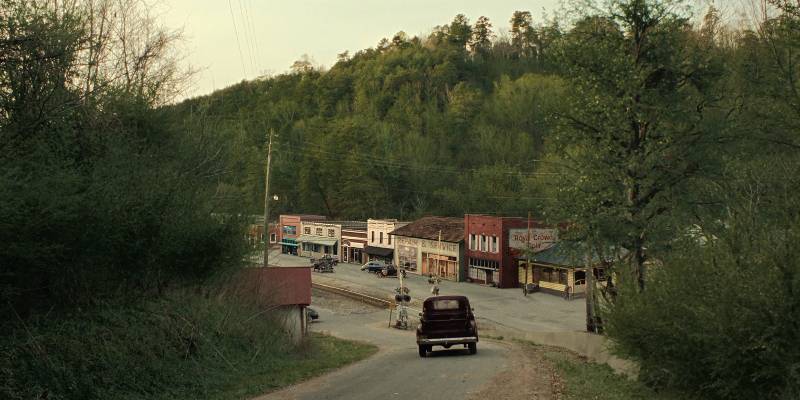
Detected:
left=521, top=342, right=689, bottom=400
left=1, top=292, right=376, bottom=400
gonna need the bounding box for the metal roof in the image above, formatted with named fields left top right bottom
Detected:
left=532, top=241, right=627, bottom=268
left=389, top=216, right=464, bottom=242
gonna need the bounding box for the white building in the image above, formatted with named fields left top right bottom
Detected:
left=364, top=219, right=407, bottom=263
left=299, top=221, right=340, bottom=259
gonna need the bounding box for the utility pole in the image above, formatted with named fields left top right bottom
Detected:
left=525, top=211, right=531, bottom=291
left=585, top=248, right=597, bottom=333
left=262, top=129, right=274, bottom=268
left=437, top=230, right=442, bottom=278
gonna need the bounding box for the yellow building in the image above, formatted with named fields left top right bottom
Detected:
left=518, top=242, right=621, bottom=297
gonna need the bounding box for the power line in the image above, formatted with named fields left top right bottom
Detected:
left=273, top=141, right=562, bottom=178
left=244, top=0, right=263, bottom=71
left=228, top=0, right=248, bottom=77
left=236, top=0, right=257, bottom=74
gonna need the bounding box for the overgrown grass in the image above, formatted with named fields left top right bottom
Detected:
left=526, top=343, right=690, bottom=400
left=1, top=292, right=376, bottom=400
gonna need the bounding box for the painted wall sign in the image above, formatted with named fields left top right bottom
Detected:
left=396, top=236, right=459, bottom=254
left=508, top=228, right=558, bottom=252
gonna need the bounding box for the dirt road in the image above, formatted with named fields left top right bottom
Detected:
left=253, top=290, right=564, bottom=400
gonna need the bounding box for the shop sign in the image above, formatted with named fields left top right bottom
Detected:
left=396, top=236, right=459, bottom=253
left=508, top=229, right=558, bottom=252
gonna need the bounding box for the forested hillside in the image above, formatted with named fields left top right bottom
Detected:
left=168, top=11, right=565, bottom=219
left=169, top=3, right=800, bottom=398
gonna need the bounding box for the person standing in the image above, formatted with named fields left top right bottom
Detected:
left=563, top=284, right=571, bottom=300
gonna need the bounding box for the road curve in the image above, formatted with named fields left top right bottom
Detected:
left=253, top=306, right=510, bottom=400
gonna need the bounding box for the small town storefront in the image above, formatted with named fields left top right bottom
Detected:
left=340, top=223, right=368, bottom=264
left=421, top=252, right=459, bottom=280
left=364, top=246, right=393, bottom=264
left=391, top=216, right=465, bottom=282
left=279, top=214, right=326, bottom=255
left=467, top=258, right=500, bottom=286
left=299, top=235, right=337, bottom=258
left=519, top=242, right=608, bottom=297
left=395, top=236, right=462, bottom=281
left=280, top=238, right=299, bottom=255
left=341, top=240, right=365, bottom=264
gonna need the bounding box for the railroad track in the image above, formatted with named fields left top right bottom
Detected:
left=312, top=282, right=394, bottom=308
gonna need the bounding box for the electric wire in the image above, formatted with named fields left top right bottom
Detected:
left=227, top=0, right=248, bottom=77
left=236, top=0, right=257, bottom=74
left=272, top=141, right=561, bottom=177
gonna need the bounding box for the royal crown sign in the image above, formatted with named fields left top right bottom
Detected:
left=508, top=228, right=558, bottom=253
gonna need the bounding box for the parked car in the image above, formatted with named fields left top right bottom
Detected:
left=416, top=295, right=478, bottom=357
left=306, top=307, right=319, bottom=322
left=360, top=260, right=385, bottom=273
left=378, top=264, right=397, bottom=277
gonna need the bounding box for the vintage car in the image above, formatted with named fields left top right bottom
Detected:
left=310, top=255, right=337, bottom=272
left=416, top=295, right=478, bottom=357
left=360, top=260, right=385, bottom=273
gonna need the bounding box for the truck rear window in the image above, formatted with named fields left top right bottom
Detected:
left=431, top=299, right=461, bottom=310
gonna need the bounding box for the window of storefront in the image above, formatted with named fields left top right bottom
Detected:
left=422, top=253, right=458, bottom=280
left=468, top=258, right=499, bottom=269
left=491, top=236, right=498, bottom=253
left=541, top=267, right=567, bottom=284
left=469, top=234, right=476, bottom=250
left=379, top=232, right=383, bottom=244
left=574, top=270, right=586, bottom=285
left=388, top=234, right=391, bottom=245
left=282, top=225, right=296, bottom=235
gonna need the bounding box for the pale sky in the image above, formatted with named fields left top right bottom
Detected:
left=160, top=0, right=562, bottom=99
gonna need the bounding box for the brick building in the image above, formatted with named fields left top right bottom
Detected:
left=340, top=221, right=368, bottom=264
left=464, top=214, right=525, bottom=288
left=278, top=214, right=326, bottom=255
left=464, top=214, right=558, bottom=289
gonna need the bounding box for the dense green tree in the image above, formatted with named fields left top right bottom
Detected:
left=0, top=0, right=245, bottom=318
left=543, top=0, right=726, bottom=291
left=469, top=16, right=494, bottom=54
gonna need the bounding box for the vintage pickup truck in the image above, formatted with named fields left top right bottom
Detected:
left=416, top=295, right=478, bottom=357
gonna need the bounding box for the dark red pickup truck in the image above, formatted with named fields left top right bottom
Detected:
left=416, top=295, right=478, bottom=357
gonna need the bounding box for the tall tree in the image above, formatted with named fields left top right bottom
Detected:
left=545, top=0, right=726, bottom=291
left=470, top=16, right=494, bottom=54
left=448, top=14, right=472, bottom=49
left=510, top=10, right=536, bottom=57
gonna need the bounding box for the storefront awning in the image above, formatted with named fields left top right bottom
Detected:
left=364, top=246, right=393, bottom=257
left=347, top=242, right=365, bottom=249
left=298, top=235, right=338, bottom=247
left=279, top=241, right=298, bottom=247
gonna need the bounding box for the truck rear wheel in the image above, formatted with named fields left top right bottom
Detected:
left=418, top=345, right=429, bottom=358
left=468, top=342, right=477, bottom=355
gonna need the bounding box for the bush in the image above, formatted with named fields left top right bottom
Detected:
left=605, top=218, right=800, bottom=399
left=0, top=291, right=376, bottom=400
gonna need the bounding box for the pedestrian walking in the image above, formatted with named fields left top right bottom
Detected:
left=431, top=283, right=440, bottom=296
left=563, top=284, right=571, bottom=300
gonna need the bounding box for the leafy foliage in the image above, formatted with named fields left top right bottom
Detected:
left=167, top=12, right=567, bottom=220
left=0, top=292, right=376, bottom=400
left=0, top=1, right=247, bottom=318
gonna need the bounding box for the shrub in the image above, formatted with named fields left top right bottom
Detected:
left=605, top=219, right=800, bottom=399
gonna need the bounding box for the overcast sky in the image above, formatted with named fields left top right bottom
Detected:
left=161, top=0, right=563, bottom=99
